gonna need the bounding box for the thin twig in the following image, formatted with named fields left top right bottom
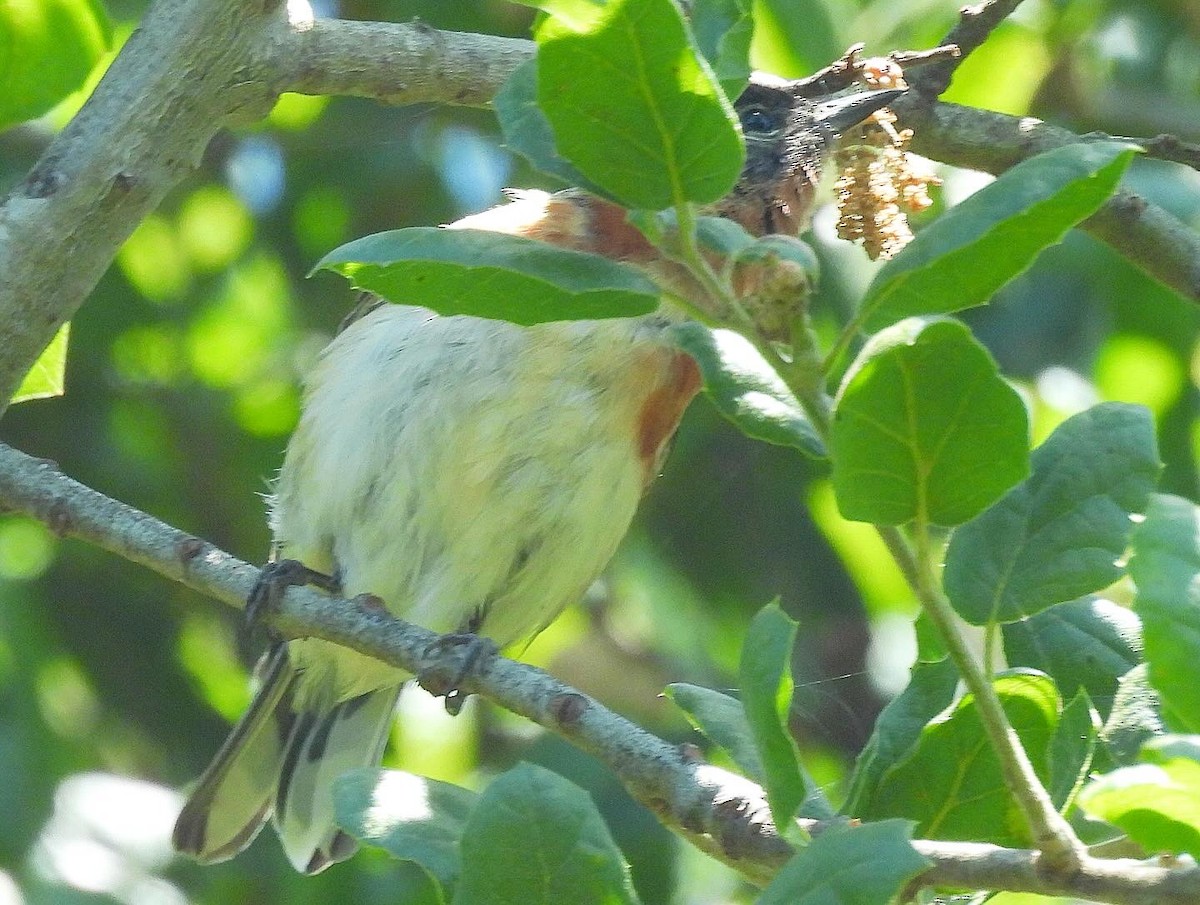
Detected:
left=791, top=43, right=867, bottom=97
left=1089, top=131, right=1200, bottom=172
left=907, top=0, right=1029, bottom=98
left=904, top=523, right=1084, bottom=870
left=889, top=45, right=962, bottom=69
left=790, top=43, right=960, bottom=98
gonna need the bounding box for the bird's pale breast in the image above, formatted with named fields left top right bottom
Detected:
left=273, top=304, right=698, bottom=704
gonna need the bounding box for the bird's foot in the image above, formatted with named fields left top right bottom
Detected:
left=418, top=632, right=498, bottom=716
left=245, top=559, right=341, bottom=635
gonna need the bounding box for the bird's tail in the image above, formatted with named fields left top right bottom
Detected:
left=173, top=645, right=401, bottom=873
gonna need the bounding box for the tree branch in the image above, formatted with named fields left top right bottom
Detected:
left=0, top=1, right=532, bottom=414
left=906, top=0, right=1028, bottom=99
left=270, top=18, right=533, bottom=108
left=1134, top=133, right=1200, bottom=172
left=1, top=438, right=1199, bottom=904
left=895, top=0, right=1200, bottom=301
left=898, top=99, right=1200, bottom=301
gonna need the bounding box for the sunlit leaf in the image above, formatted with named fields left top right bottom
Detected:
left=740, top=602, right=807, bottom=828
left=1048, top=690, right=1099, bottom=811
left=1130, top=494, right=1200, bottom=734
left=863, top=671, right=1059, bottom=847
left=1079, top=735, right=1200, bottom=857
left=335, top=768, right=476, bottom=893
left=914, top=611, right=947, bottom=663
left=941, top=22, right=1052, bottom=117
left=1095, top=334, right=1186, bottom=416
left=1002, top=597, right=1142, bottom=720
left=1101, top=663, right=1164, bottom=766
left=749, top=0, right=840, bottom=77
left=0, top=0, right=110, bottom=128
left=830, top=317, right=1029, bottom=526
left=844, top=658, right=958, bottom=816
left=690, top=0, right=754, bottom=99
left=859, top=143, right=1138, bottom=333
left=671, top=323, right=824, bottom=458
left=13, top=323, right=68, bottom=403
left=494, top=60, right=596, bottom=190
left=534, top=0, right=743, bottom=209
left=666, top=683, right=763, bottom=782
left=315, top=228, right=659, bottom=325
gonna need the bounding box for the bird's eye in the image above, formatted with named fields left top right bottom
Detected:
left=739, top=104, right=782, bottom=138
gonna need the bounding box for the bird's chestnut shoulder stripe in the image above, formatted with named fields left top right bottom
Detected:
left=634, top=349, right=701, bottom=483
left=449, top=189, right=658, bottom=263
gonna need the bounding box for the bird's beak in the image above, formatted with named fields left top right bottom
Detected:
left=811, top=88, right=907, bottom=134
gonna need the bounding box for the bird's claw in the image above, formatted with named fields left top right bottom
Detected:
left=418, top=632, right=498, bottom=716
left=245, top=559, right=341, bottom=634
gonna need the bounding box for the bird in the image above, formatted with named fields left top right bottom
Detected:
left=172, top=75, right=903, bottom=874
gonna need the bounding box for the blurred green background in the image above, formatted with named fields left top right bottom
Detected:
left=1, top=0, right=1198, bottom=902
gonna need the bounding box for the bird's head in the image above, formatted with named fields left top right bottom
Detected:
left=711, top=76, right=905, bottom=236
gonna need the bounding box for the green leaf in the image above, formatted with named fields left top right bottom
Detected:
left=0, top=0, right=110, bottom=129
left=493, top=60, right=597, bottom=190
left=1079, top=735, right=1200, bottom=857
left=1047, top=690, right=1099, bottom=812
left=844, top=658, right=959, bottom=816
left=830, top=317, right=1029, bottom=526
left=692, top=212, right=758, bottom=257
left=690, top=0, right=754, bottom=100
left=740, top=602, right=808, bottom=828
left=1002, top=597, right=1143, bottom=720
left=858, top=142, right=1137, bottom=333
left=757, top=819, right=930, bottom=905
left=13, top=322, right=69, bottom=403
left=385, top=863, right=450, bottom=905
left=535, top=0, right=743, bottom=210
left=314, top=227, right=659, bottom=325
left=863, top=671, right=1060, bottom=847
left=671, top=323, right=824, bottom=458
left=733, top=232, right=820, bottom=273
left=335, top=768, right=477, bottom=893
left=749, top=0, right=840, bottom=76
left=913, top=611, right=947, bottom=663
left=453, top=763, right=639, bottom=905
left=944, top=403, right=1159, bottom=625
left=1131, top=494, right=1200, bottom=733
left=633, top=208, right=763, bottom=259
left=1101, top=663, right=1164, bottom=766
left=665, top=683, right=764, bottom=782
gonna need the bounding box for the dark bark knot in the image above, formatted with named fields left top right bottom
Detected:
left=549, top=692, right=589, bottom=726
left=177, top=536, right=206, bottom=565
